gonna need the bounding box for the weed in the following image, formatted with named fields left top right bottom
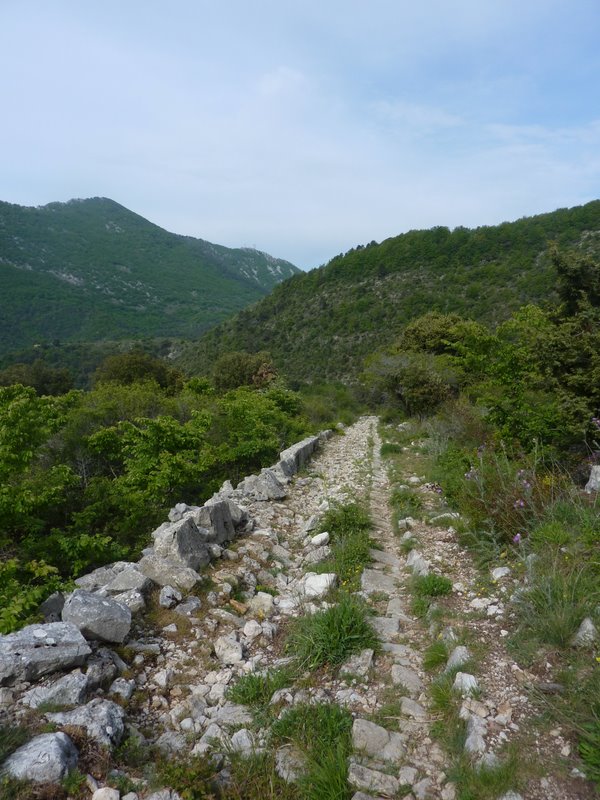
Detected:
left=60, top=768, right=87, bottom=796
left=297, top=741, right=349, bottom=800
left=226, top=667, right=295, bottom=709
left=429, top=674, right=456, bottom=714
left=512, top=554, right=600, bottom=648
left=114, top=732, right=151, bottom=769
left=271, top=702, right=352, bottom=752
left=380, top=442, right=403, bottom=456
left=319, top=502, right=372, bottom=538
left=314, top=502, right=373, bottom=590
left=413, top=573, right=453, bottom=597
left=154, top=755, right=219, bottom=799
left=449, top=750, right=521, bottom=800
left=411, top=595, right=433, bottom=618
left=390, top=487, right=423, bottom=519
left=423, top=640, right=449, bottom=670
left=367, top=688, right=404, bottom=731
left=285, top=593, right=378, bottom=670
left=254, top=584, right=278, bottom=596
left=398, top=535, right=417, bottom=554
left=224, top=751, right=300, bottom=799
left=0, top=723, right=30, bottom=763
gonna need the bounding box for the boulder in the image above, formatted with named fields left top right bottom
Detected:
left=192, top=501, right=236, bottom=545
left=152, top=517, right=212, bottom=570
left=585, top=465, right=600, bottom=493
left=351, top=718, right=405, bottom=763
left=103, top=567, right=153, bottom=595
left=572, top=616, right=598, bottom=647
left=237, top=468, right=288, bottom=501
left=453, top=672, right=479, bottom=696
left=248, top=592, right=274, bottom=619
left=2, top=732, right=78, bottom=783
left=214, top=634, right=244, bottom=665
left=113, top=589, right=145, bottom=613
left=361, top=568, right=396, bottom=595
left=45, top=698, right=125, bottom=748
left=22, top=669, right=89, bottom=708
left=347, top=762, right=401, bottom=796
left=75, top=561, right=137, bottom=592
left=39, top=591, right=65, bottom=622
left=138, top=553, right=201, bottom=592
left=62, top=589, right=131, bottom=644
left=301, top=572, right=337, bottom=599
left=445, top=645, right=471, bottom=673
left=160, top=585, right=183, bottom=608
left=0, top=622, right=91, bottom=686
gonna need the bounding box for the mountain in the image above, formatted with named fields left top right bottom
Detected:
left=0, top=197, right=299, bottom=354
left=178, top=200, right=600, bottom=383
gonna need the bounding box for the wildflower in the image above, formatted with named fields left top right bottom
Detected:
left=513, top=499, right=525, bottom=508
left=513, top=533, right=522, bottom=544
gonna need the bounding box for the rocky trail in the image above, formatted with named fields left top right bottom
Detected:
left=0, top=417, right=596, bottom=800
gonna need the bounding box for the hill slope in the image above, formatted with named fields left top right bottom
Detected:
left=179, top=200, right=600, bottom=382
left=0, top=197, right=299, bottom=354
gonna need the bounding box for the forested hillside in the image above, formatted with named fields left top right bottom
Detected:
left=180, top=201, right=600, bottom=382
left=0, top=197, right=299, bottom=354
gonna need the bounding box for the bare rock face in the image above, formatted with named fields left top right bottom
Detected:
left=0, top=622, right=91, bottom=686
left=62, top=589, right=131, bottom=644
left=2, top=732, right=78, bottom=783
left=45, top=698, right=126, bottom=748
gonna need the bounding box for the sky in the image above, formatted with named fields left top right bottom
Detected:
left=1, top=1, right=600, bottom=269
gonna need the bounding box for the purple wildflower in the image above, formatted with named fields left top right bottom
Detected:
left=513, top=533, right=522, bottom=544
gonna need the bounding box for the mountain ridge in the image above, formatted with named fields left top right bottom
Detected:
left=177, top=200, right=600, bottom=383
left=0, top=197, right=300, bottom=354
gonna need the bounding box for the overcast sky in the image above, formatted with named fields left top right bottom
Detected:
left=1, top=1, right=599, bottom=268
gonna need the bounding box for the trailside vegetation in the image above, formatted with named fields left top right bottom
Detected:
left=179, top=200, right=600, bottom=383
left=0, top=353, right=326, bottom=633
left=373, top=248, right=600, bottom=789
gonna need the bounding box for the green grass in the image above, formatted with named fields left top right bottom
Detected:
left=285, top=592, right=378, bottom=670
left=390, top=487, right=423, bottom=519
left=512, top=554, right=600, bottom=649
left=380, top=442, right=403, bottom=456
left=449, top=751, right=521, bottom=800
left=423, top=640, right=449, bottom=670
left=314, top=502, right=373, bottom=590
left=226, top=667, right=295, bottom=709
left=413, top=573, right=453, bottom=597
left=270, top=702, right=353, bottom=800
left=0, top=724, right=30, bottom=763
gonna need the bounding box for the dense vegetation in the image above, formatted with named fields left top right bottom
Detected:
left=180, top=200, right=600, bottom=382
left=0, top=349, right=355, bottom=633
left=375, top=247, right=600, bottom=790
left=0, top=197, right=299, bottom=355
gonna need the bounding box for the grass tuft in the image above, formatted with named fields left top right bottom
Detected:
left=285, top=592, right=378, bottom=670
